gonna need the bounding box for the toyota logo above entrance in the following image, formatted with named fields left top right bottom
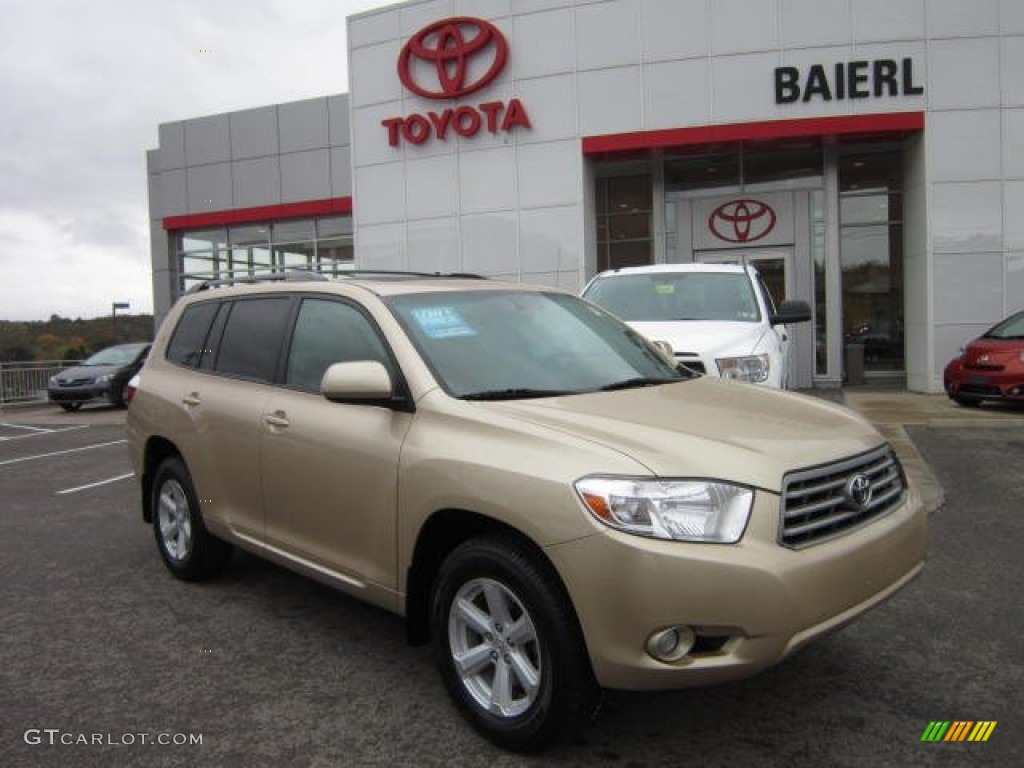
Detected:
left=398, top=17, right=508, bottom=100
left=709, top=199, right=777, bottom=244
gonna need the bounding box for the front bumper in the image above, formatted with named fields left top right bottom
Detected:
left=545, top=487, right=927, bottom=690
left=48, top=384, right=113, bottom=403
left=945, top=367, right=1024, bottom=402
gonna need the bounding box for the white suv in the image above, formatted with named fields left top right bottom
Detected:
left=581, top=263, right=811, bottom=388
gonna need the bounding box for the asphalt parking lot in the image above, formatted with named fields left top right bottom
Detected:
left=1, top=403, right=1020, bottom=767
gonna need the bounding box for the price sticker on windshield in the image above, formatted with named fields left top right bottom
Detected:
left=411, top=306, right=477, bottom=339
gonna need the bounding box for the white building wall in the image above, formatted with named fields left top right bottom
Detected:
left=348, top=0, right=1022, bottom=392
left=146, top=94, right=353, bottom=326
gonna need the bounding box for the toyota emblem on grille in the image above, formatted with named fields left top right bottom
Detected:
left=398, top=17, right=508, bottom=100
left=708, top=199, right=777, bottom=243
left=845, top=474, right=873, bottom=510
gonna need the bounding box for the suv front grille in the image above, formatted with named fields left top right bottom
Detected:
left=780, top=445, right=905, bottom=548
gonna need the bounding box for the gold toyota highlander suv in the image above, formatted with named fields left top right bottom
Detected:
left=126, top=272, right=927, bottom=750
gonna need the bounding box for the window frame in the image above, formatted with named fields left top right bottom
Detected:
left=279, top=294, right=402, bottom=395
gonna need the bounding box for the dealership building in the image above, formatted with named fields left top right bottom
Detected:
left=146, top=0, right=1024, bottom=392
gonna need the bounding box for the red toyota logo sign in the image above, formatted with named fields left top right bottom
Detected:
left=709, top=199, right=777, bottom=243
left=398, top=17, right=508, bottom=100
left=383, top=16, right=530, bottom=147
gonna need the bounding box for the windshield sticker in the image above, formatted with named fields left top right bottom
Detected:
left=411, top=307, right=477, bottom=339
left=655, top=283, right=675, bottom=295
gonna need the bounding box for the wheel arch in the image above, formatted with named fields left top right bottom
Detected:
left=405, top=509, right=580, bottom=649
left=141, top=436, right=182, bottom=523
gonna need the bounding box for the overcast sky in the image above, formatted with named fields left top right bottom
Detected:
left=0, top=0, right=389, bottom=321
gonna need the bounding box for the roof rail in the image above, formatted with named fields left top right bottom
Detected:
left=334, top=270, right=488, bottom=280
left=184, top=269, right=328, bottom=294
left=184, top=268, right=489, bottom=294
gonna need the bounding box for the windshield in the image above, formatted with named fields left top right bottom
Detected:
left=983, top=311, right=1024, bottom=340
left=583, top=272, right=761, bottom=323
left=84, top=345, right=144, bottom=367
left=388, top=291, right=687, bottom=399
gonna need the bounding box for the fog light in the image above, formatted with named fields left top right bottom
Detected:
left=646, top=626, right=696, bottom=662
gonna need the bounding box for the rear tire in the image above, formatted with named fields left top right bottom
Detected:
left=431, top=535, right=595, bottom=751
left=954, top=396, right=982, bottom=408
left=151, top=457, right=231, bottom=581
left=59, top=402, right=81, bottom=412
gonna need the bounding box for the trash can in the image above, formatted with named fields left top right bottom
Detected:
left=844, top=343, right=865, bottom=386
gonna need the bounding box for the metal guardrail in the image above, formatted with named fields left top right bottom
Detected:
left=0, top=360, right=81, bottom=405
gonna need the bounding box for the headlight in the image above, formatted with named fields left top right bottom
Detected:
left=96, top=374, right=113, bottom=384
left=575, top=477, right=753, bottom=543
left=716, top=354, right=770, bottom=383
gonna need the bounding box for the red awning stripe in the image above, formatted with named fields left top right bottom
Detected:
left=581, top=112, right=925, bottom=155
left=163, top=197, right=353, bottom=231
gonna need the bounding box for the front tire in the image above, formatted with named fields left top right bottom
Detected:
left=59, top=402, right=81, bottom=412
left=151, top=457, right=231, bottom=581
left=431, top=536, right=595, bottom=751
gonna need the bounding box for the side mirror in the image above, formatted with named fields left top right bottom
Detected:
left=321, top=361, right=393, bottom=403
left=771, top=300, right=812, bottom=326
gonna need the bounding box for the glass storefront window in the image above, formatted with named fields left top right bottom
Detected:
left=272, top=219, right=315, bottom=244
left=810, top=191, right=827, bottom=376
left=230, top=224, right=270, bottom=247
left=839, top=150, right=904, bottom=374
left=665, top=153, right=740, bottom=193
left=595, top=173, right=653, bottom=271
left=745, top=144, right=822, bottom=189
left=274, top=241, right=315, bottom=269
left=175, top=215, right=354, bottom=293
left=317, top=216, right=353, bottom=238
left=181, top=229, right=227, bottom=252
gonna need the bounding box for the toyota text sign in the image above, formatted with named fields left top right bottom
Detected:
left=383, top=17, right=531, bottom=147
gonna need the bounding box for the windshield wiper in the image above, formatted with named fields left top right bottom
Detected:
left=598, top=376, right=676, bottom=392
left=461, top=388, right=573, bottom=401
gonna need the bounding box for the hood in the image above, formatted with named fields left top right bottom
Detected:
left=55, top=364, right=124, bottom=381
left=964, top=337, right=1024, bottom=366
left=483, top=378, right=881, bottom=493
left=627, top=320, right=766, bottom=359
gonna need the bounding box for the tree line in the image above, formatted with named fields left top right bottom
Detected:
left=0, top=314, right=154, bottom=362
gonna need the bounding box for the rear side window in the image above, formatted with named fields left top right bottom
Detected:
left=166, top=302, right=219, bottom=368
left=214, top=297, right=292, bottom=382
left=285, top=298, right=390, bottom=391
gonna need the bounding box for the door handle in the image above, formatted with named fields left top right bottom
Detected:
left=182, top=393, right=201, bottom=407
left=264, top=412, right=290, bottom=428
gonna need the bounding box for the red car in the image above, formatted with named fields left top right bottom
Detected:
left=944, top=310, right=1024, bottom=407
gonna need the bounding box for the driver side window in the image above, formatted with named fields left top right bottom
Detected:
left=286, top=298, right=391, bottom=392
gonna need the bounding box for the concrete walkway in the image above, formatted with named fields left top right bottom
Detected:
left=842, top=387, right=1024, bottom=514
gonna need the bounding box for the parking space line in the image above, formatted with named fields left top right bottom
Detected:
left=0, top=425, right=89, bottom=442
left=56, top=472, right=135, bottom=495
left=0, top=423, right=55, bottom=433
left=0, top=440, right=128, bottom=467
